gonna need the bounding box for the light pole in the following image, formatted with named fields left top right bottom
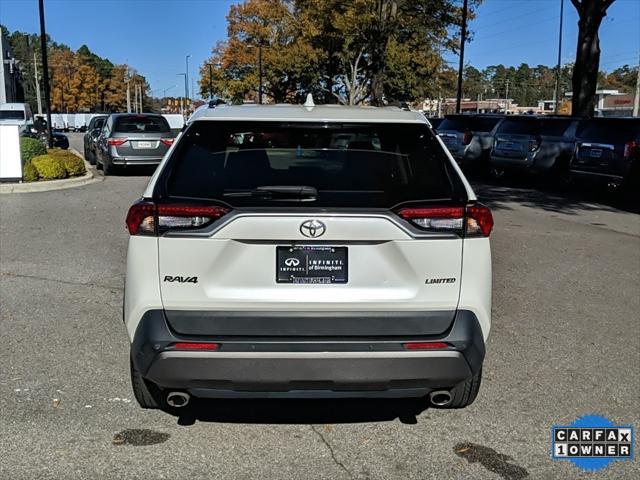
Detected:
left=258, top=44, right=263, bottom=104
left=554, top=0, right=565, bottom=114
left=455, top=0, right=468, bottom=114
left=38, top=0, right=53, bottom=148
left=177, top=73, right=186, bottom=116
left=185, top=55, right=191, bottom=102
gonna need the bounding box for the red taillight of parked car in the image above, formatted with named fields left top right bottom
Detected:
left=623, top=140, right=638, bottom=159
left=107, top=138, right=127, bottom=146
left=160, top=138, right=174, bottom=146
left=396, top=204, right=493, bottom=237
left=126, top=201, right=230, bottom=236
left=462, top=130, right=473, bottom=145
left=403, top=342, right=450, bottom=350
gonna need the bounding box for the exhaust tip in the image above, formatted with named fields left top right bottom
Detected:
left=429, top=390, right=452, bottom=407
left=166, top=391, right=190, bottom=408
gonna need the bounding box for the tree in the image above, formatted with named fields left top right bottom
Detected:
left=569, top=0, right=616, bottom=117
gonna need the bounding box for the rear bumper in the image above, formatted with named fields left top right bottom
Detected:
left=490, top=154, right=533, bottom=170
left=111, top=156, right=163, bottom=166
left=131, top=309, right=485, bottom=398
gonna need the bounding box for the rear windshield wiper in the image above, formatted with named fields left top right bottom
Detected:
left=223, top=185, right=318, bottom=201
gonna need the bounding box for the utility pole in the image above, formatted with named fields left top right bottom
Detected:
left=504, top=79, right=510, bottom=114
left=133, top=83, right=138, bottom=113
left=633, top=54, right=639, bottom=117
left=185, top=55, right=191, bottom=102
left=177, top=73, right=186, bottom=116
left=126, top=67, right=131, bottom=113
left=208, top=63, right=214, bottom=100
left=554, top=0, right=564, bottom=114
left=258, top=44, right=263, bottom=104
left=33, top=52, right=43, bottom=115
left=38, top=0, right=53, bottom=148
left=455, top=0, right=468, bottom=114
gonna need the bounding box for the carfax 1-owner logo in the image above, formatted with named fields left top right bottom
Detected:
left=552, top=415, right=634, bottom=472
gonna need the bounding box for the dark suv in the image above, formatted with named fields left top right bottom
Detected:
left=83, top=115, right=107, bottom=165
left=490, top=116, right=582, bottom=176
left=437, top=114, right=504, bottom=172
left=570, top=117, right=640, bottom=188
left=96, top=113, right=174, bottom=175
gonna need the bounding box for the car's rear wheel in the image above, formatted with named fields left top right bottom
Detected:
left=102, top=158, right=113, bottom=175
left=434, top=368, right=482, bottom=409
left=130, top=356, right=163, bottom=409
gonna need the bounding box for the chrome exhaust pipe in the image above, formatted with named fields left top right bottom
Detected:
left=429, top=390, right=452, bottom=407
left=166, top=391, right=190, bottom=408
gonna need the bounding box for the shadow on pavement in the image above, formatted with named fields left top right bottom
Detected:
left=169, top=397, right=430, bottom=426
left=471, top=175, right=639, bottom=215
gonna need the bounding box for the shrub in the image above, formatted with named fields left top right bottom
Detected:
left=20, top=137, right=47, bottom=163
left=31, top=154, right=67, bottom=180
left=22, top=160, right=39, bottom=182
left=61, top=154, right=86, bottom=177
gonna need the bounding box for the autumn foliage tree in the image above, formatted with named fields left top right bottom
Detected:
left=200, top=0, right=479, bottom=105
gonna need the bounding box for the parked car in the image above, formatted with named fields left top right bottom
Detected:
left=426, top=117, right=444, bottom=129
left=490, top=116, right=582, bottom=177
left=437, top=114, right=504, bottom=172
left=570, top=117, right=640, bottom=189
left=83, top=115, right=107, bottom=165
left=124, top=103, right=493, bottom=410
left=20, top=129, right=69, bottom=150
left=96, top=113, right=174, bottom=175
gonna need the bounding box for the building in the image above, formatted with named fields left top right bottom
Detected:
left=1, top=32, right=24, bottom=104
left=564, top=89, right=638, bottom=117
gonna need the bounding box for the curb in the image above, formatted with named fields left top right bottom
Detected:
left=0, top=148, right=103, bottom=194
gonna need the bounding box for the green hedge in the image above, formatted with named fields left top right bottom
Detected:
left=20, top=137, right=47, bottom=163
left=26, top=150, right=86, bottom=182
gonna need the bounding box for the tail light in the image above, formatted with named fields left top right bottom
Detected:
left=107, top=138, right=127, bottom=146
left=462, top=130, right=472, bottom=145
left=396, top=203, right=493, bottom=237
left=624, top=140, right=638, bottom=160
left=126, top=201, right=229, bottom=236
left=160, top=138, right=174, bottom=146
left=528, top=135, right=541, bottom=152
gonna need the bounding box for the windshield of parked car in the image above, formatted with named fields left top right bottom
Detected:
left=114, top=115, right=170, bottom=133
left=163, top=121, right=464, bottom=207
left=0, top=110, right=25, bottom=120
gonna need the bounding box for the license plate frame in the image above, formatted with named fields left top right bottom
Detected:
left=135, top=140, right=153, bottom=149
left=276, top=246, right=348, bottom=284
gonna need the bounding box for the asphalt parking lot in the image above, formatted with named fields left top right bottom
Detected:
left=0, top=133, right=638, bottom=479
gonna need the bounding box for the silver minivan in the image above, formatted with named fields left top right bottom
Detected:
left=96, top=113, right=174, bottom=175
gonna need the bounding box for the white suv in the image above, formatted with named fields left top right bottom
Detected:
left=124, top=104, right=492, bottom=410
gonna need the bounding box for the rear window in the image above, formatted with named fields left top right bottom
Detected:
left=539, top=118, right=573, bottom=136
left=0, top=110, right=25, bottom=120
left=577, top=119, right=640, bottom=143
left=439, top=116, right=502, bottom=132
left=114, top=115, right=170, bottom=133
left=497, top=118, right=540, bottom=135
left=161, top=121, right=464, bottom=208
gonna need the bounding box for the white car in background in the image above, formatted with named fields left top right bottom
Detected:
left=124, top=102, right=493, bottom=410
left=0, top=102, right=33, bottom=131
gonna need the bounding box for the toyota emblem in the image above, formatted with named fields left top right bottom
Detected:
left=300, top=219, right=326, bottom=238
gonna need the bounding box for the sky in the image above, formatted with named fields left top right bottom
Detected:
left=1, top=0, right=639, bottom=99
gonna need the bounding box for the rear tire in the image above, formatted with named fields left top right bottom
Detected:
left=102, top=158, right=113, bottom=176
left=130, top=356, right=162, bottom=409
left=437, top=368, right=482, bottom=409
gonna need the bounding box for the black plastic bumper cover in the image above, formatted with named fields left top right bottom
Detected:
left=131, top=309, right=485, bottom=395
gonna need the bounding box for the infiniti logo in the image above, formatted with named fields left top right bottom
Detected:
left=300, top=219, right=326, bottom=238
left=284, top=258, right=300, bottom=267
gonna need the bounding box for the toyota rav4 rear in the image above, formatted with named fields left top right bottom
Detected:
left=124, top=104, right=492, bottom=410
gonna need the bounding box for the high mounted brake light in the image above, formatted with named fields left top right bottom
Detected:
left=396, top=204, right=493, bottom=237
left=126, top=201, right=229, bottom=235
